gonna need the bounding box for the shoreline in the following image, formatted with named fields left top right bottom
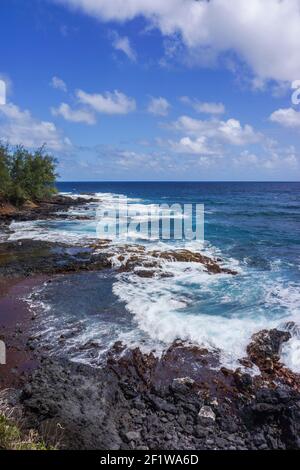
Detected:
left=0, top=193, right=300, bottom=450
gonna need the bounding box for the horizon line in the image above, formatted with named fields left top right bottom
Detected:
left=56, top=180, right=300, bottom=183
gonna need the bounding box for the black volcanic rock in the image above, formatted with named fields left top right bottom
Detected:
left=17, top=336, right=300, bottom=450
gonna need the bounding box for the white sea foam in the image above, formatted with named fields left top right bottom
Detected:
left=114, top=271, right=253, bottom=368
left=11, top=190, right=300, bottom=372
left=108, top=239, right=300, bottom=369
left=282, top=336, right=300, bottom=373
left=9, top=219, right=98, bottom=244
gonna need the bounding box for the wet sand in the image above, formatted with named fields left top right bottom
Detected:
left=0, top=276, right=48, bottom=388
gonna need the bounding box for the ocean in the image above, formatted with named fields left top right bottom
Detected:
left=9, top=182, right=300, bottom=371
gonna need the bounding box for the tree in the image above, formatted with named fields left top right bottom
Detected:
left=0, top=143, right=58, bottom=206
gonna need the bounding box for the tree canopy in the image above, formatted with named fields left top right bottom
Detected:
left=0, top=143, right=57, bottom=206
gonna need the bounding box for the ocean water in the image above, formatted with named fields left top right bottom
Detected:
left=10, top=182, right=300, bottom=371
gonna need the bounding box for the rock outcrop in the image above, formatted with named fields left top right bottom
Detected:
left=17, top=332, right=300, bottom=450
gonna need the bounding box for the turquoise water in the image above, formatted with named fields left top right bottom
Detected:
left=14, top=182, right=300, bottom=370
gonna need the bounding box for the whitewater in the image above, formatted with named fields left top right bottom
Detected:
left=7, top=182, right=300, bottom=372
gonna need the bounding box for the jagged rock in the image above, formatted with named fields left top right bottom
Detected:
left=0, top=194, right=97, bottom=224
left=247, top=328, right=291, bottom=372
left=112, top=246, right=237, bottom=277
left=149, top=249, right=238, bottom=275
left=198, top=406, right=216, bottom=421
left=173, top=377, right=195, bottom=386
left=0, top=239, right=111, bottom=277
left=124, top=431, right=141, bottom=443
left=4, top=329, right=300, bottom=450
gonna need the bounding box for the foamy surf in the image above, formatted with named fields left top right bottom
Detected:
left=112, top=263, right=300, bottom=370
left=9, top=188, right=300, bottom=373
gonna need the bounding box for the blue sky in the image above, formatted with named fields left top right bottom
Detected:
left=0, top=0, right=300, bottom=181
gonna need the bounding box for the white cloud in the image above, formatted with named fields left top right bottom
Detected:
left=270, top=108, right=300, bottom=129
left=234, top=145, right=299, bottom=170
left=170, top=136, right=220, bottom=155
left=91, top=147, right=174, bottom=173
left=76, top=89, right=136, bottom=114
left=54, top=0, right=300, bottom=82
left=171, top=115, right=261, bottom=146
left=218, top=119, right=260, bottom=146
left=147, top=97, right=170, bottom=116
left=180, top=97, right=225, bottom=115
left=51, top=102, right=96, bottom=125
left=111, top=31, right=136, bottom=61
left=233, top=150, right=259, bottom=166
left=263, top=143, right=299, bottom=169
left=0, top=103, right=71, bottom=150
left=0, top=74, right=12, bottom=104
left=50, top=76, right=68, bottom=92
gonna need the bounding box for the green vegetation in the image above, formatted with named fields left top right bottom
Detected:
left=0, top=414, right=49, bottom=450
left=0, top=143, right=57, bottom=206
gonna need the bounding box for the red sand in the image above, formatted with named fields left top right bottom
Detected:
left=0, top=276, right=48, bottom=388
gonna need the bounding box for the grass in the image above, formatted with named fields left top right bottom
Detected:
left=0, top=390, right=61, bottom=450
left=0, top=413, right=50, bottom=450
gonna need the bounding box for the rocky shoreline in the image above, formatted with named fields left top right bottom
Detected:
left=2, top=330, right=300, bottom=450
left=0, top=195, right=300, bottom=450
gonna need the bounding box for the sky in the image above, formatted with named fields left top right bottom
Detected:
left=0, top=0, right=300, bottom=181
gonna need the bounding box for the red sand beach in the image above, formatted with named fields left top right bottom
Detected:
left=0, top=276, right=47, bottom=388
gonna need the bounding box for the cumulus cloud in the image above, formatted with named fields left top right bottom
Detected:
left=0, top=103, right=70, bottom=150
left=76, top=89, right=136, bottom=114
left=233, top=150, right=259, bottom=166
left=262, top=143, right=299, bottom=170
left=75, top=145, right=176, bottom=175
left=54, top=0, right=300, bottom=82
left=111, top=31, right=136, bottom=61
left=50, top=76, right=67, bottom=92
left=51, top=102, right=96, bottom=125
left=270, top=108, right=300, bottom=129
left=169, top=136, right=220, bottom=156
left=116, top=150, right=162, bottom=170
left=180, top=97, right=225, bottom=115
left=234, top=145, right=299, bottom=170
left=171, top=115, right=261, bottom=146
left=147, top=97, right=170, bottom=116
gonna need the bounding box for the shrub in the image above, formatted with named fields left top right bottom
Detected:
left=0, top=143, right=58, bottom=206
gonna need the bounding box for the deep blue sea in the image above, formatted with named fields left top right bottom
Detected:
left=10, top=182, right=300, bottom=371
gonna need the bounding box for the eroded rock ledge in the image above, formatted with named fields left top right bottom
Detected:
left=0, top=239, right=237, bottom=279
left=0, top=195, right=97, bottom=223
left=103, top=244, right=238, bottom=277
